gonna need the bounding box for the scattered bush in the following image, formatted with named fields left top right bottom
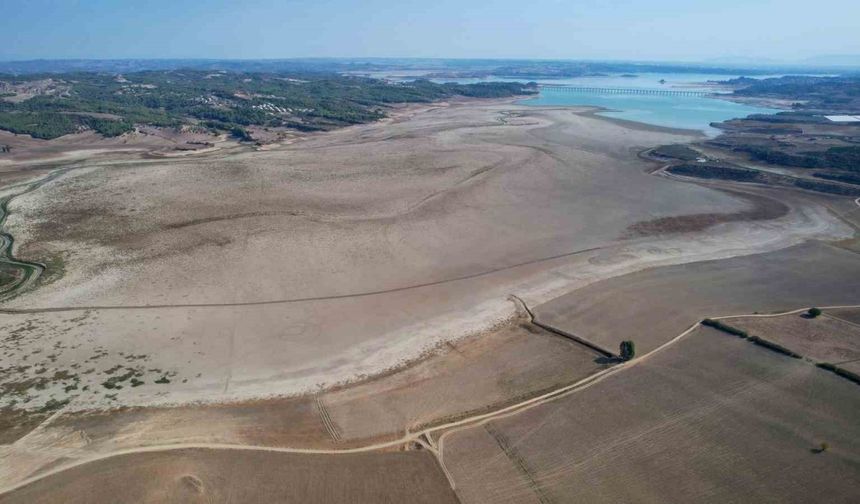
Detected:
left=37, top=398, right=70, bottom=414
left=807, top=307, right=822, bottom=318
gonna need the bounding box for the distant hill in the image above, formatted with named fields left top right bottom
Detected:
left=801, top=55, right=860, bottom=68
left=0, top=58, right=807, bottom=77
left=704, top=56, right=786, bottom=66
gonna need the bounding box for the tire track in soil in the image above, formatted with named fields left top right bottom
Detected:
left=316, top=395, right=342, bottom=443
left=0, top=246, right=606, bottom=313
left=484, top=422, right=553, bottom=504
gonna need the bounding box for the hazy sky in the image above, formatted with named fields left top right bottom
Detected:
left=2, top=0, right=858, bottom=62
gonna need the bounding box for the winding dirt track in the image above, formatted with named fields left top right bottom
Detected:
left=4, top=302, right=858, bottom=498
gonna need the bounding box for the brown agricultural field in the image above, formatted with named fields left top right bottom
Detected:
left=321, top=320, right=608, bottom=441
left=828, top=307, right=860, bottom=326
left=728, top=309, right=860, bottom=373
left=441, top=326, right=860, bottom=503
left=534, top=241, right=860, bottom=355
left=0, top=448, right=457, bottom=504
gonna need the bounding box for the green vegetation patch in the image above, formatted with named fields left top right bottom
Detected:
left=0, top=71, right=536, bottom=140
left=737, top=145, right=860, bottom=173
left=668, top=163, right=762, bottom=182
left=619, top=340, right=636, bottom=361
left=728, top=75, right=860, bottom=112
left=0, top=111, right=133, bottom=139
left=813, top=172, right=860, bottom=186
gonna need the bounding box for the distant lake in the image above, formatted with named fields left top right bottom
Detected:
left=507, top=73, right=783, bottom=135
left=361, top=71, right=787, bottom=135
left=519, top=85, right=780, bottom=136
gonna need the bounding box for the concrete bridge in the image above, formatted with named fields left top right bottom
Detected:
left=539, top=84, right=709, bottom=97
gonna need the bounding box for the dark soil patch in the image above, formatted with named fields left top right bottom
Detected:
left=626, top=188, right=788, bottom=236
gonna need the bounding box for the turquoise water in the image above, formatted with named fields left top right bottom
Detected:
left=428, top=72, right=785, bottom=135
left=519, top=88, right=780, bottom=135
left=357, top=70, right=788, bottom=134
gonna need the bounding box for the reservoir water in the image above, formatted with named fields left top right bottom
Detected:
left=364, top=71, right=786, bottom=135
left=510, top=73, right=782, bottom=135
left=519, top=86, right=779, bottom=136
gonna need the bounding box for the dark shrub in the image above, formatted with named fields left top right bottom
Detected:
left=620, top=340, right=636, bottom=361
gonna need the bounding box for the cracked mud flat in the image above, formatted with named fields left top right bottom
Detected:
left=0, top=100, right=853, bottom=412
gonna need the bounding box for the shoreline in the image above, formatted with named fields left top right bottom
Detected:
left=514, top=98, right=708, bottom=137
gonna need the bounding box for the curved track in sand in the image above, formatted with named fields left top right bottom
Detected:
left=4, top=302, right=859, bottom=497
left=0, top=244, right=607, bottom=314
